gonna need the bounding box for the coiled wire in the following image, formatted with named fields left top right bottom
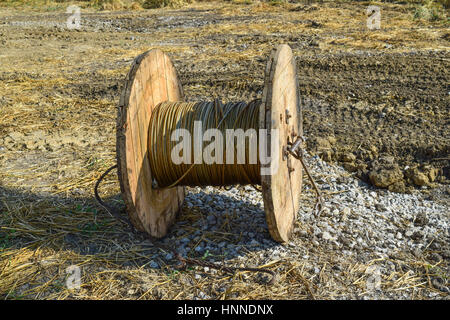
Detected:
left=148, top=99, right=262, bottom=188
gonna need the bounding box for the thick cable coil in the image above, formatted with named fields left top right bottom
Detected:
left=148, top=99, right=262, bottom=188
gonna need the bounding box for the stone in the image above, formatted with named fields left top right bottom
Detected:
left=321, top=231, right=333, bottom=240
left=341, top=152, right=356, bottom=163
left=427, top=168, right=439, bottom=182
left=321, top=207, right=331, bottom=216
left=165, top=253, right=173, bottom=260
left=411, top=230, right=423, bottom=241
left=369, top=167, right=403, bottom=188
left=412, top=171, right=429, bottom=186
left=342, top=207, right=351, bottom=216
left=414, top=212, right=428, bottom=226
left=343, top=162, right=357, bottom=172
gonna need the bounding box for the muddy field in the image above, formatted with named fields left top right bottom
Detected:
left=0, top=1, right=449, bottom=299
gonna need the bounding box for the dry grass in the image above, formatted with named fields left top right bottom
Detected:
left=141, top=0, right=193, bottom=9
left=0, top=0, right=448, bottom=300
left=0, top=182, right=446, bottom=299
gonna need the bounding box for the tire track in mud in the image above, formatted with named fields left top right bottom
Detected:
left=297, top=51, right=449, bottom=191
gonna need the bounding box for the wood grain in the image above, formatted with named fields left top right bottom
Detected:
left=117, top=46, right=301, bottom=242
left=116, top=49, right=185, bottom=238
left=260, top=44, right=302, bottom=243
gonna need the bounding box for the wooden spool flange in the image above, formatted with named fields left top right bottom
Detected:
left=117, top=44, right=302, bottom=243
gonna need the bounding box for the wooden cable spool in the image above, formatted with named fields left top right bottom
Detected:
left=116, top=44, right=302, bottom=243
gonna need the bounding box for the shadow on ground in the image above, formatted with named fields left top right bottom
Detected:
left=0, top=184, right=278, bottom=270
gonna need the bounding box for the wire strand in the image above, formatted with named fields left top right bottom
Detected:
left=148, top=100, right=262, bottom=188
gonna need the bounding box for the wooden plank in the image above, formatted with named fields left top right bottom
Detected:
left=116, top=49, right=185, bottom=238
left=157, top=49, right=169, bottom=102
left=261, top=44, right=302, bottom=243
left=133, top=74, right=155, bottom=234
left=129, top=78, right=152, bottom=232
left=117, top=55, right=145, bottom=231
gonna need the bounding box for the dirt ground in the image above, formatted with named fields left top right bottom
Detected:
left=0, top=1, right=448, bottom=299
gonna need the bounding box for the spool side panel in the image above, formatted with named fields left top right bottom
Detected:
left=117, top=49, right=184, bottom=238
left=288, top=51, right=303, bottom=218
left=146, top=50, right=185, bottom=234
left=117, top=54, right=145, bottom=231
left=133, top=56, right=157, bottom=235
left=261, top=44, right=302, bottom=243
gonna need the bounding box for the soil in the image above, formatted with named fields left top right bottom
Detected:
left=0, top=1, right=448, bottom=300
left=0, top=2, right=448, bottom=194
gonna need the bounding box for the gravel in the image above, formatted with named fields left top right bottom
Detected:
left=146, top=153, right=449, bottom=299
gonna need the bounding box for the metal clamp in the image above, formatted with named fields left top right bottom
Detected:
left=286, top=136, right=324, bottom=217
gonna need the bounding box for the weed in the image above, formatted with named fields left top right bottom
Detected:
left=413, top=0, right=447, bottom=22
